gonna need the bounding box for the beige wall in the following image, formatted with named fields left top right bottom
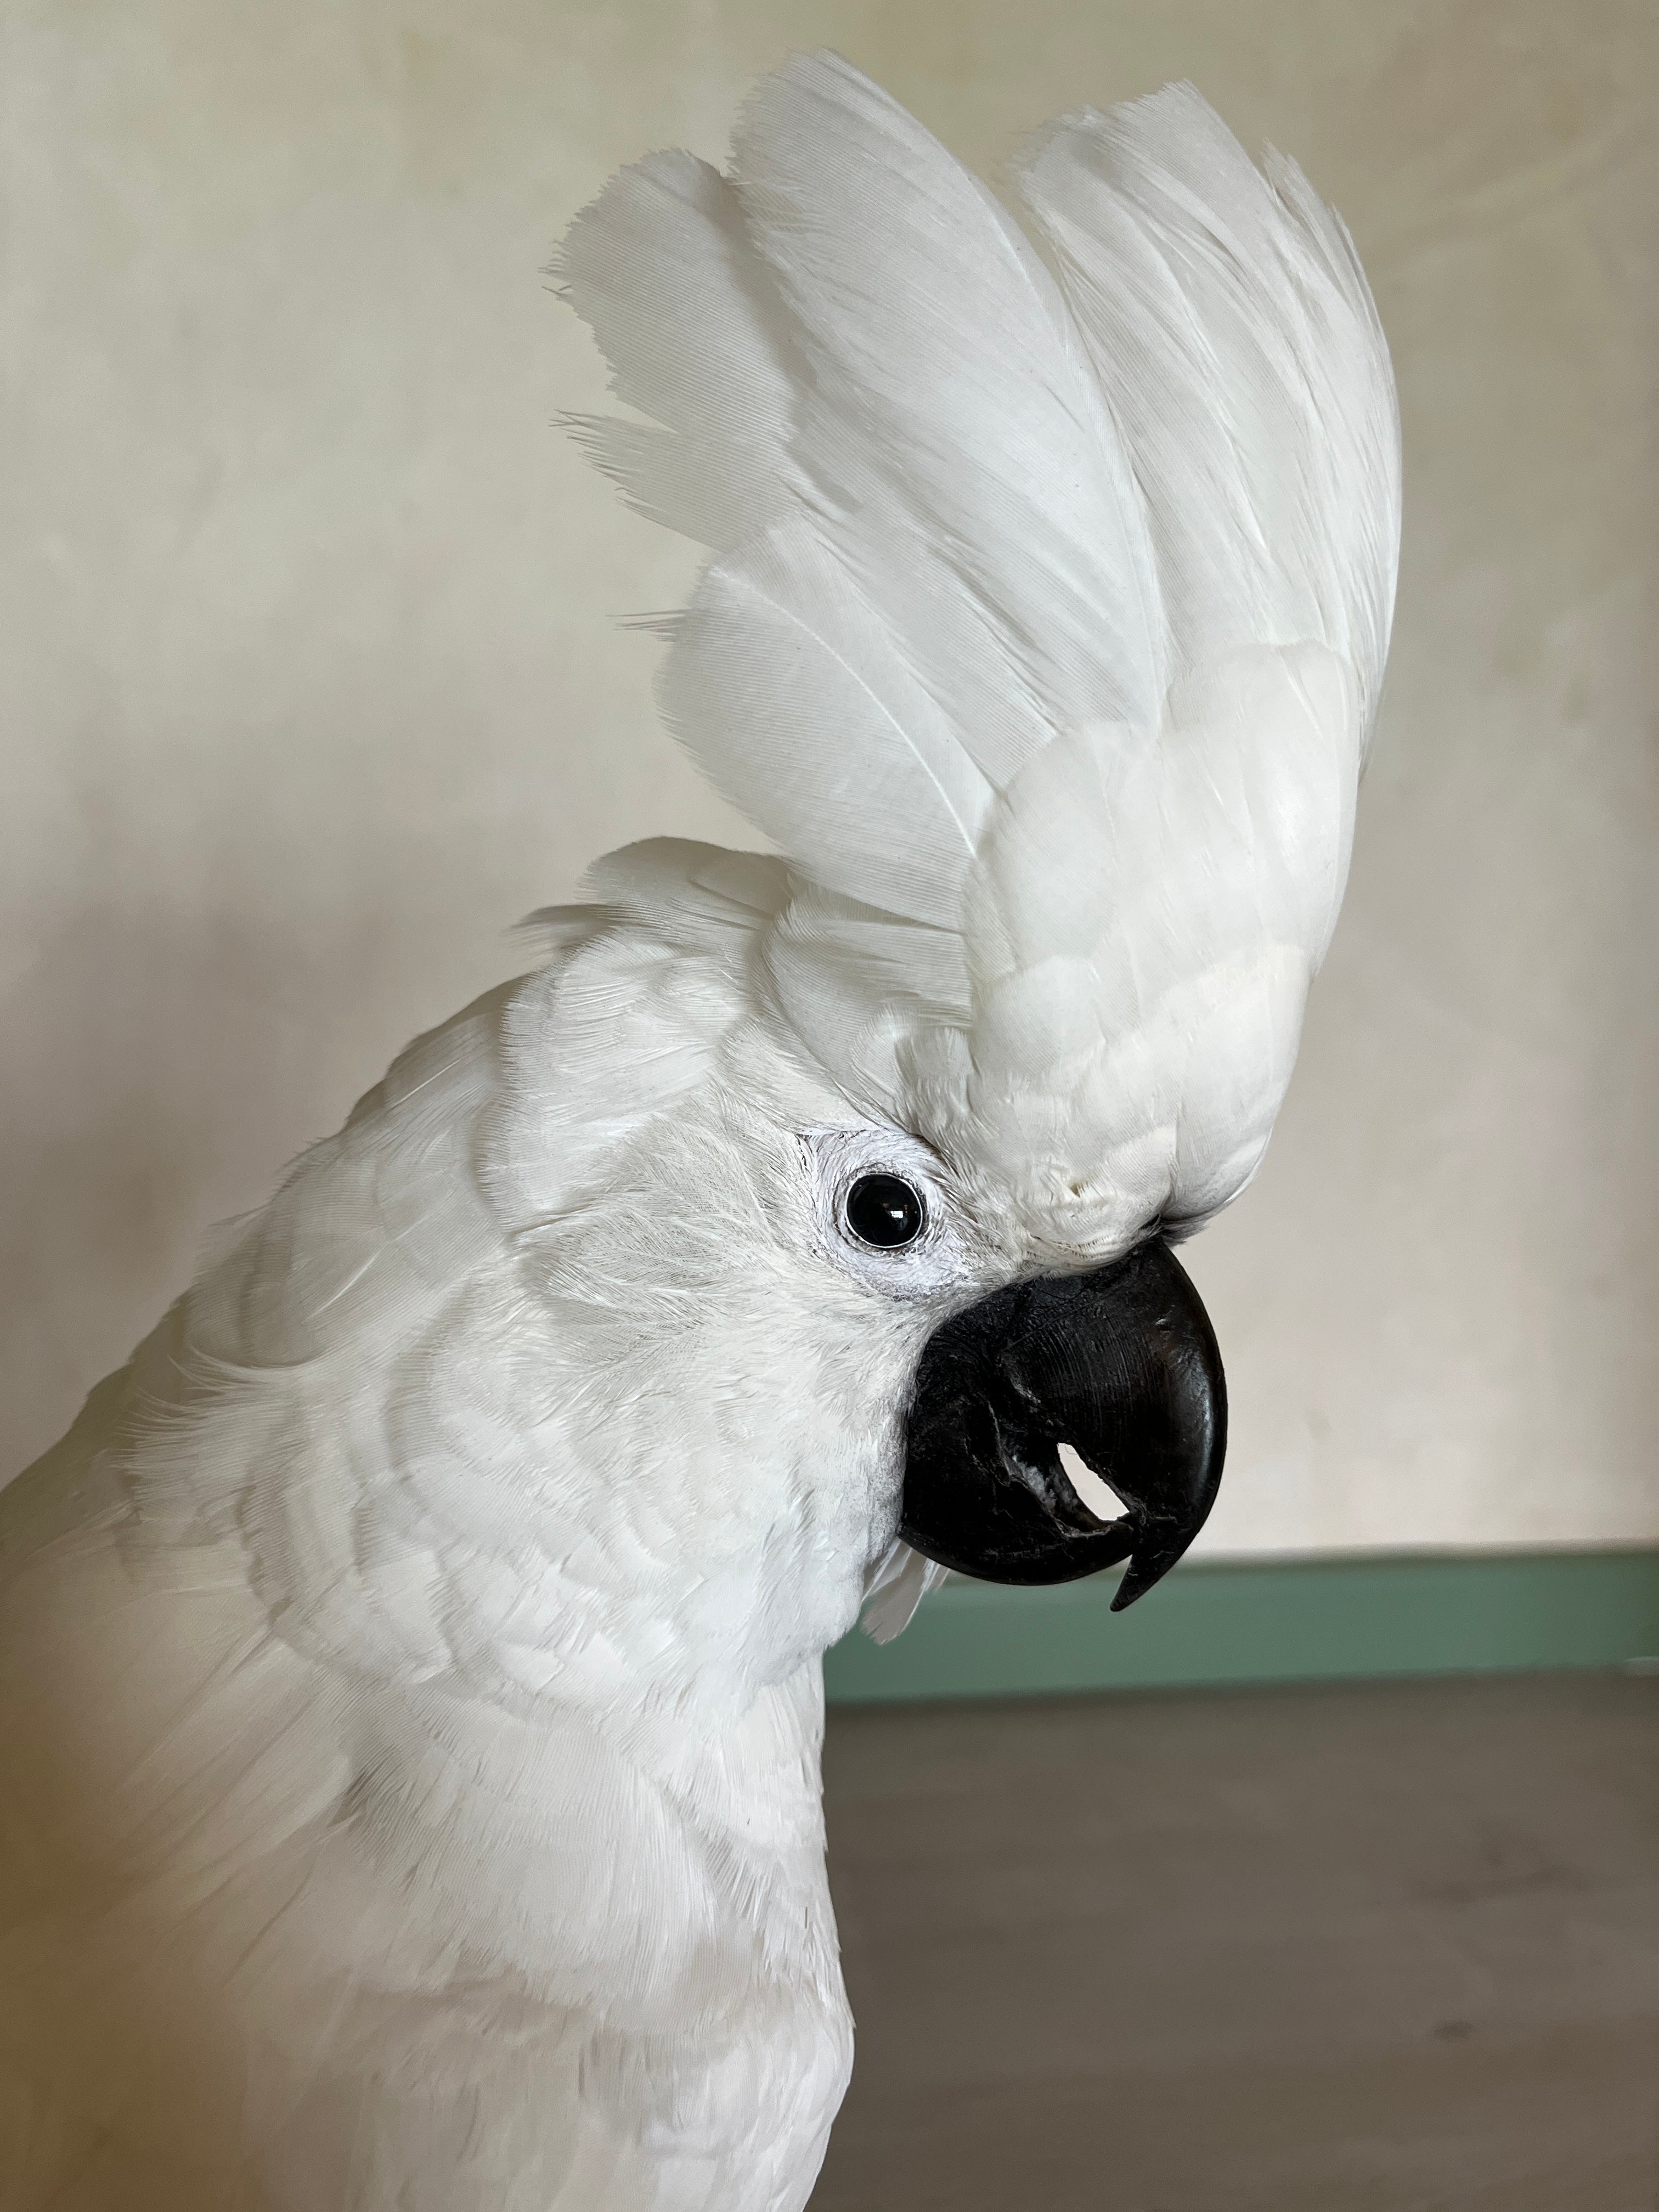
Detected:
left=5, top=0, right=1656, bottom=1555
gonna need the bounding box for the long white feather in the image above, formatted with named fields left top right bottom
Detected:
left=563, top=52, right=1401, bottom=1253
left=1015, top=82, right=1400, bottom=732
left=562, top=52, right=1165, bottom=931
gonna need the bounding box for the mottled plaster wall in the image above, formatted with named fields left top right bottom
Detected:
left=4, top=0, right=1656, bottom=1553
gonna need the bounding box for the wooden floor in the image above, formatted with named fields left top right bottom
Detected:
left=812, top=1673, right=1659, bottom=2211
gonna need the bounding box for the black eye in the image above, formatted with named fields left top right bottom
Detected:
left=844, top=1173, right=926, bottom=1249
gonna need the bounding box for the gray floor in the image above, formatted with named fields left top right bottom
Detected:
left=812, top=1673, right=1659, bottom=2211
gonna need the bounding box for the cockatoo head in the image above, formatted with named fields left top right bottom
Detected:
left=541, top=53, right=1399, bottom=1651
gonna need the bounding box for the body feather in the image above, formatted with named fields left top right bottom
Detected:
left=1, top=895, right=867, bottom=2210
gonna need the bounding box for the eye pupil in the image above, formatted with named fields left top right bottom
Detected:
left=845, top=1173, right=926, bottom=1249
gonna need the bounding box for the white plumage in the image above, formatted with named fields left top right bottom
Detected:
left=0, top=54, right=1398, bottom=2209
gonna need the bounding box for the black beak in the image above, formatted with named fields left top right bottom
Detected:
left=899, top=1239, right=1226, bottom=1611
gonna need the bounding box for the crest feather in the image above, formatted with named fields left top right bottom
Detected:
left=558, top=52, right=1400, bottom=1254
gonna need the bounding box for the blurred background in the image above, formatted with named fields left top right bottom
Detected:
left=5, top=0, right=1657, bottom=1562
left=6, top=3, right=1659, bottom=2205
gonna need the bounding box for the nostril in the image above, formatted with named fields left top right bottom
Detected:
left=1057, top=1441, right=1125, bottom=1523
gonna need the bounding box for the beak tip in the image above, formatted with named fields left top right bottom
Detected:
left=1109, top=1527, right=1198, bottom=1611
left=1108, top=1570, right=1152, bottom=1614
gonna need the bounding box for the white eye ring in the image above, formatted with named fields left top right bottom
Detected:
left=799, top=1126, right=976, bottom=1302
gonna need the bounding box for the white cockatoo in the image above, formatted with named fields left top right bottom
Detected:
left=0, top=51, right=1398, bottom=2212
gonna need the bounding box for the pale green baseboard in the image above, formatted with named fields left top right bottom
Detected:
left=823, top=1547, right=1659, bottom=1705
